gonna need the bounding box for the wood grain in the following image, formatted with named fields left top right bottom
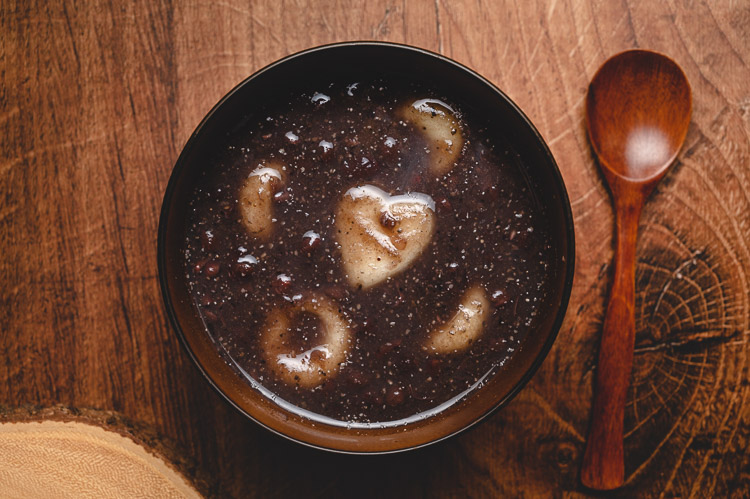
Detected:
left=2, top=0, right=749, bottom=497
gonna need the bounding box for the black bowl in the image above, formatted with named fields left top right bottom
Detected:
left=158, top=42, right=575, bottom=453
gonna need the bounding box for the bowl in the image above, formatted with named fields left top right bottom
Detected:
left=158, top=42, right=575, bottom=453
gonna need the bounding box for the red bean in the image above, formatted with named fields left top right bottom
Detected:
left=272, top=274, right=292, bottom=294
left=436, top=196, right=452, bottom=213
left=301, top=233, right=321, bottom=252
left=273, top=189, right=291, bottom=203
left=491, top=289, right=509, bottom=306
left=232, top=261, right=255, bottom=277
left=193, top=258, right=208, bottom=274
left=318, top=140, right=334, bottom=161
left=385, top=385, right=405, bottom=406
left=204, top=261, right=220, bottom=277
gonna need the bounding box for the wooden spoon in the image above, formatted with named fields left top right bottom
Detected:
left=580, top=50, right=691, bottom=490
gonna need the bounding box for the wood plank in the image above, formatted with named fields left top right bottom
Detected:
left=1, top=0, right=749, bottom=496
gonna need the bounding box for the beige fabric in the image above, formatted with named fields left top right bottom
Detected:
left=0, top=421, right=201, bottom=498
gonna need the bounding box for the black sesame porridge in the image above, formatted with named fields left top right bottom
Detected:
left=183, top=79, right=554, bottom=425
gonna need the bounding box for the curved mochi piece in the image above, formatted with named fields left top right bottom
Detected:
left=400, top=98, right=464, bottom=176
left=336, top=185, right=435, bottom=289
left=238, top=163, right=285, bottom=240
left=426, top=285, right=490, bottom=354
left=262, top=296, right=351, bottom=388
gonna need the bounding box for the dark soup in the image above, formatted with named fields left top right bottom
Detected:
left=183, top=79, right=554, bottom=427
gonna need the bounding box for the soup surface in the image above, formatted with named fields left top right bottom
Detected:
left=183, top=79, right=554, bottom=425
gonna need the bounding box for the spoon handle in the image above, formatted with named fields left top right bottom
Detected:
left=581, top=194, right=642, bottom=490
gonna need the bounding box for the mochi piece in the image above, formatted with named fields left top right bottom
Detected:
left=238, top=163, right=285, bottom=240
left=261, top=296, right=351, bottom=388
left=336, top=185, right=435, bottom=289
left=400, top=98, right=464, bottom=176
left=426, top=285, right=490, bottom=353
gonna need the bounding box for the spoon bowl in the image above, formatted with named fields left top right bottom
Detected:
left=580, top=50, right=691, bottom=490
left=586, top=49, right=692, bottom=183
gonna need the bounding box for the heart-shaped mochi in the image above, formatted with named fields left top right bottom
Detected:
left=336, top=185, right=435, bottom=289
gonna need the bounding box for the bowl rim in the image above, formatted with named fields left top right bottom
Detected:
left=157, top=40, right=576, bottom=454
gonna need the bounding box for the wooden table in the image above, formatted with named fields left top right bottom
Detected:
left=3, top=1, right=749, bottom=496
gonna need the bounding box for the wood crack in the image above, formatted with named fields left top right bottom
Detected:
left=634, top=327, right=744, bottom=354
left=372, top=6, right=393, bottom=38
